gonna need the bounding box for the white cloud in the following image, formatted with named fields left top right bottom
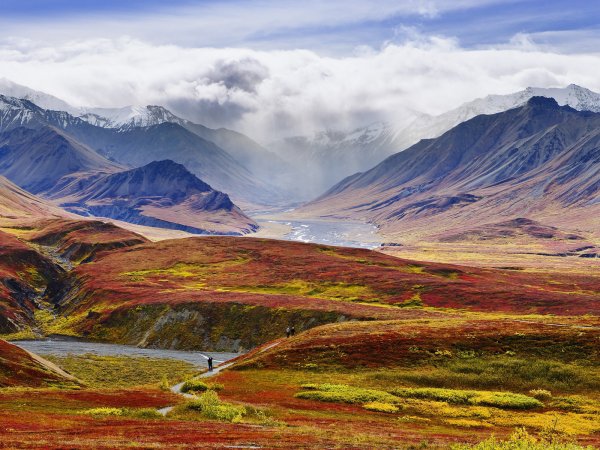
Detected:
left=1, top=35, right=600, bottom=142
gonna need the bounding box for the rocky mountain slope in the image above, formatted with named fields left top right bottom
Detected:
left=0, top=126, right=121, bottom=193
left=80, top=104, right=282, bottom=169
left=304, top=97, right=600, bottom=242
left=85, top=122, right=282, bottom=206
left=276, top=84, right=600, bottom=198
left=47, top=160, right=258, bottom=235
left=0, top=93, right=282, bottom=206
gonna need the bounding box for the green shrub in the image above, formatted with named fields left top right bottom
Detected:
left=470, top=392, right=542, bottom=410
left=300, top=383, right=320, bottom=390
left=82, top=407, right=163, bottom=419
left=529, top=389, right=553, bottom=400
left=295, top=384, right=398, bottom=404
left=185, top=391, right=246, bottom=422
left=159, top=374, right=170, bottom=391
left=392, top=387, right=472, bottom=404
left=244, top=406, right=286, bottom=427
left=391, top=387, right=542, bottom=410
left=181, top=379, right=223, bottom=394
left=363, top=402, right=400, bottom=413
left=451, top=427, right=595, bottom=449
left=549, top=396, right=582, bottom=412
left=82, top=407, right=124, bottom=416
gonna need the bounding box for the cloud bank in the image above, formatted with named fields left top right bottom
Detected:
left=1, top=35, right=600, bottom=142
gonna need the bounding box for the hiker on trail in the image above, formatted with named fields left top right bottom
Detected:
left=291, top=326, right=296, bottom=336
left=286, top=326, right=291, bottom=338
left=208, top=356, right=213, bottom=372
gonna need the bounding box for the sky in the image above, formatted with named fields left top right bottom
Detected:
left=1, top=0, right=600, bottom=140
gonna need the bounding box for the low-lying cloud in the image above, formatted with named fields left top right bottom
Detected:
left=1, top=35, right=600, bottom=142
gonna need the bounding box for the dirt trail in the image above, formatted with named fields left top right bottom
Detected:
left=158, top=342, right=281, bottom=416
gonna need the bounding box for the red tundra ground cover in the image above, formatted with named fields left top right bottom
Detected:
left=0, top=231, right=61, bottom=332
left=28, top=218, right=149, bottom=262
left=0, top=339, right=70, bottom=387
left=235, top=317, right=600, bottom=370
left=59, top=236, right=600, bottom=320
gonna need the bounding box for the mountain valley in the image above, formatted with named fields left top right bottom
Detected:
left=0, top=80, right=598, bottom=449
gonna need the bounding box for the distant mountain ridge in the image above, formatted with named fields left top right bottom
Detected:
left=0, top=91, right=283, bottom=206
left=0, top=80, right=289, bottom=201
left=0, top=95, right=261, bottom=235
left=274, top=84, right=600, bottom=198
left=2, top=79, right=600, bottom=208
left=0, top=78, right=79, bottom=114
left=304, top=97, right=600, bottom=240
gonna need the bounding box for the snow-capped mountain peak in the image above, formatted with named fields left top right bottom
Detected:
left=0, top=78, right=79, bottom=114
left=78, top=104, right=187, bottom=131
left=0, top=78, right=191, bottom=132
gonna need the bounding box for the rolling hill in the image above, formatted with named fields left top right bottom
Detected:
left=0, top=176, right=69, bottom=224
left=39, top=236, right=600, bottom=351
left=0, top=339, right=78, bottom=387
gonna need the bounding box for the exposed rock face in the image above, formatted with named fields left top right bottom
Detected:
left=46, top=160, right=258, bottom=235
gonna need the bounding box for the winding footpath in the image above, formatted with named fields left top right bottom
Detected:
left=157, top=341, right=282, bottom=416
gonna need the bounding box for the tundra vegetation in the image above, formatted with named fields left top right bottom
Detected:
left=0, top=219, right=598, bottom=447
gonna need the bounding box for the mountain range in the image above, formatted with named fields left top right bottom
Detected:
left=1, top=79, right=600, bottom=243
left=0, top=126, right=121, bottom=193
left=0, top=89, right=284, bottom=207
left=0, top=112, right=257, bottom=235
left=303, top=96, right=600, bottom=243
left=276, top=84, right=600, bottom=197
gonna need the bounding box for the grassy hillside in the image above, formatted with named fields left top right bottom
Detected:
left=0, top=339, right=77, bottom=387
left=28, top=218, right=149, bottom=264
left=0, top=219, right=598, bottom=447
left=234, top=316, right=600, bottom=370
left=35, top=236, right=598, bottom=350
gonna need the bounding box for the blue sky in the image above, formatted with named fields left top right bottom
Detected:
left=1, top=0, right=599, bottom=53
